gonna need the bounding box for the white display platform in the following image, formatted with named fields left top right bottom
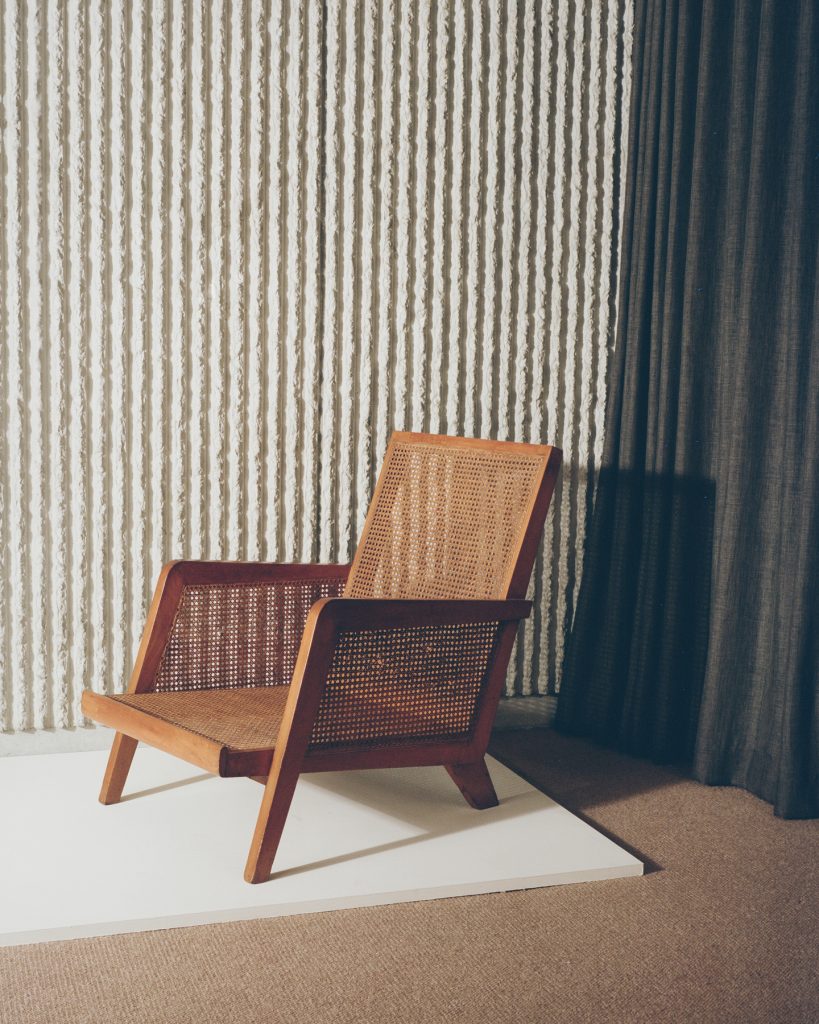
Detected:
left=0, top=744, right=642, bottom=947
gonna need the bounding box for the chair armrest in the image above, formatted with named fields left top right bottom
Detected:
left=164, top=560, right=350, bottom=588
left=124, top=561, right=349, bottom=695
left=314, top=596, right=531, bottom=630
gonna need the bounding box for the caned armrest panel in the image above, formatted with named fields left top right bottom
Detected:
left=305, top=598, right=530, bottom=751
left=147, top=563, right=349, bottom=694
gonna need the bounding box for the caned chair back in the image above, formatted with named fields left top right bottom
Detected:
left=344, top=432, right=560, bottom=602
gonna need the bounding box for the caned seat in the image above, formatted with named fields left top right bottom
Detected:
left=106, top=688, right=292, bottom=769
left=82, top=432, right=561, bottom=882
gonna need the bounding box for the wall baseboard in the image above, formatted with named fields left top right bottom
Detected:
left=0, top=727, right=112, bottom=758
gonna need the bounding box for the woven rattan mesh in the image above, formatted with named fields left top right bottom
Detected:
left=345, top=441, right=545, bottom=600
left=153, top=576, right=345, bottom=692
left=113, top=686, right=290, bottom=749
left=308, top=620, right=500, bottom=749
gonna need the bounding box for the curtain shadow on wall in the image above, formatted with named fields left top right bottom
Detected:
left=557, top=470, right=714, bottom=767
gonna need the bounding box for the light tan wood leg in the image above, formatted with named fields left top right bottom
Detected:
left=445, top=758, right=499, bottom=810
left=99, top=733, right=139, bottom=805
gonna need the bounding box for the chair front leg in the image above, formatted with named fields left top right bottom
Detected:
left=244, top=759, right=304, bottom=883
left=244, top=598, right=338, bottom=883
left=99, top=733, right=139, bottom=804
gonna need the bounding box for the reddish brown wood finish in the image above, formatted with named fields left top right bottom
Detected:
left=82, top=433, right=561, bottom=883
left=244, top=599, right=340, bottom=882
left=445, top=759, right=499, bottom=809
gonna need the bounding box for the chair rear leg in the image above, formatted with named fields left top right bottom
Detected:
left=99, top=733, right=139, bottom=804
left=445, top=758, right=499, bottom=809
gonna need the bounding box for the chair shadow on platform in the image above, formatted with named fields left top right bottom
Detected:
left=120, top=772, right=213, bottom=802
left=268, top=780, right=543, bottom=882
left=110, top=751, right=646, bottom=883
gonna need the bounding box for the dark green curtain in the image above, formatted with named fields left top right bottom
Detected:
left=556, top=0, right=819, bottom=817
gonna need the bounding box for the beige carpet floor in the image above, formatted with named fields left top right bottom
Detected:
left=1, top=729, right=816, bottom=1024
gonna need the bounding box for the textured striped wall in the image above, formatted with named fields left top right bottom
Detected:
left=0, top=0, right=633, bottom=733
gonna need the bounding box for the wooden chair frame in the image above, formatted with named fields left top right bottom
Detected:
left=82, top=433, right=561, bottom=883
